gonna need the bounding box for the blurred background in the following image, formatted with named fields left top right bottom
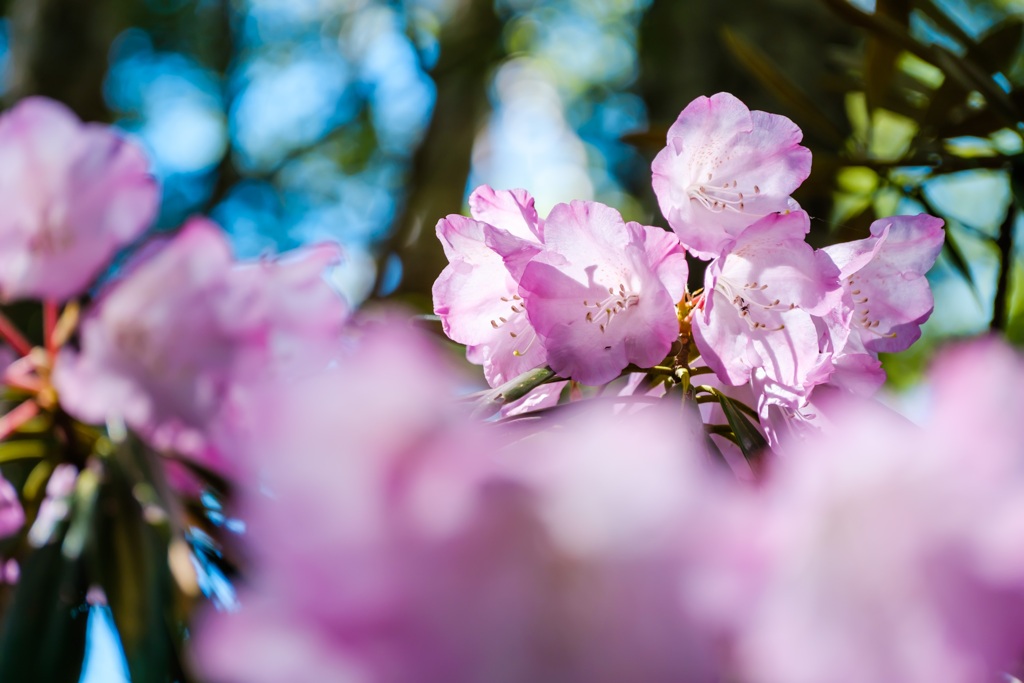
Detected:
left=2, top=0, right=1024, bottom=676
left=5, top=0, right=1024, bottom=375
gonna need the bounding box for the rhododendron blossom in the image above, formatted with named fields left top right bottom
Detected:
left=433, top=186, right=547, bottom=387
left=692, top=210, right=839, bottom=391
left=0, top=97, right=157, bottom=302
left=53, top=218, right=346, bottom=472
left=518, top=201, right=687, bottom=386
left=821, top=213, right=945, bottom=356
left=756, top=214, right=945, bottom=443
left=652, top=92, right=811, bottom=259
left=196, top=319, right=729, bottom=682
left=735, top=348, right=1024, bottom=683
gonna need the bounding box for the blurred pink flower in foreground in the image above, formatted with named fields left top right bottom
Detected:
left=0, top=474, right=23, bottom=539
left=53, top=218, right=346, bottom=475
left=652, top=92, right=811, bottom=260
left=734, top=340, right=1024, bottom=683
left=0, top=97, right=157, bottom=302
left=195, top=316, right=729, bottom=683
left=27, top=464, right=77, bottom=547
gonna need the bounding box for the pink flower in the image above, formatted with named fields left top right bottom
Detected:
left=652, top=93, right=811, bottom=260
left=756, top=213, right=944, bottom=444
left=735, top=341, right=1024, bottom=683
left=518, top=201, right=687, bottom=386
left=0, top=97, right=158, bottom=302
left=0, top=473, right=24, bottom=539
left=692, top=211, right=839, bottom=392
left=52, top=217, right=346, bottom=473
left=433, top=186, right=547, bottom=387
left=27, top=464, right=76, bottom=546
left=194, top=319, right=729, bottom=682
left=821, top=214, right=944, bottom=355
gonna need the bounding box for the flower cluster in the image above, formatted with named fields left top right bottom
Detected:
left=434, top=186, right=688, bottom=388
left=435, top=92, right=944, bottom=449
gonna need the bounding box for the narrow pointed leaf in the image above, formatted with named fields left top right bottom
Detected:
left=471, top=366, right=557, bottom=418
left=715, top=392, right=768, bottom=459
left=94, top=437, right=192, bottom=683
left=0, top=540, right=88, bottom=683
left=942, top=226, right=981, bottom=302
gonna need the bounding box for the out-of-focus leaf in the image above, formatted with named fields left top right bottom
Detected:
left=61, top=466, right=99, bottom=561
left=94, top=437, right=193, bottom=683
left=721, top=26, right=846, bottom=146
left=331, top=108, right=379, bottom=174
left=23, top=458, right=54, bottom=502
left=923, top=18, right=1024, bottom=139
left=832, top=165, right=880, bottom=226
left=871, top=107, right=920, bottom=159
left=898, top=52, right=944, bottom=89
left=1005, top=260, right=1024, bottom=346
left=823, top=0, right=1020, bottom=127
left=715, top=391, right=768, bottom=460
left=0, top=439, right=45, bottom=463
left=992, top=166, right=1024, bottom=331
left=942, top=226, right=981, bottom=303
left=0, top=538, right=88, bottom=683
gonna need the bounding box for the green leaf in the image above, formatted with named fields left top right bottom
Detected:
left=823, top=0, right=1020, bottom=128
left=93, top=437, right=194, bottom=683
left=0, top=540, right=89, bottom=683
left=942, top=225, right=981, bottom=303
left=715, top=391, right=768, bottom=460
left=703, top=430, right=727, bottom=466
left=0, top=439, right=46, bottom=464
left=924, top=18, right=1024, bottom=139
left=62, top=467, right=100, bottom=561
left=471, top=366, right=558, bottom=418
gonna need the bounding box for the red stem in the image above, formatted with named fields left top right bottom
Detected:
left=0, top=311, right=32, bottom=357
left=0, top=400, right=39, bottom=441
left=43, top=301, right=57, bottom=357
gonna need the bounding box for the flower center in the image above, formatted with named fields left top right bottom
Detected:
left=582, top=283, right=640, bottom=334
left=687, top=173, right=760, bottom=214
left=489, top=294, right=537, bottom=356
left=846, top=276, right=897, bottom=340
left=716, top=277, right=793, bottom=331
left=489, top=294, right=526, bottom=331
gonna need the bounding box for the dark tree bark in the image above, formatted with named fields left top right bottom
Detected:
left=382, top=0, right=504, bottom=302
left=7, top=0, right=135, bottom=121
